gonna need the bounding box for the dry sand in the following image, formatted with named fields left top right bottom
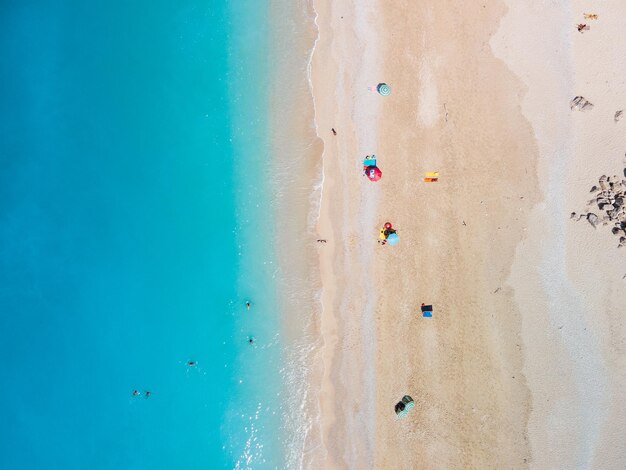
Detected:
left=307, top=0, right=626, bottom=468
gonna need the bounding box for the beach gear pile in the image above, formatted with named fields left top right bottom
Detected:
left=363, top=155, right=382, bottom=182
left=394, top=395, right=415, bottom=418
left=421, top=304, right=433, bottom=318
left=379, top=222, right=399, bottom=246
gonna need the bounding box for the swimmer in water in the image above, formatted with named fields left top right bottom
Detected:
left=248, top=337, right=254, bottom=345
left=187, top=361, right=196, bottom=367
left=145, top=391, right=151, bottom=398
left=246, top=301, right=251, bottom=310
left=132, top=390, right=140, bottom=397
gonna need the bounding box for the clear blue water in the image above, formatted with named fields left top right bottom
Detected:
left=0, top=1, right=284, bottom=468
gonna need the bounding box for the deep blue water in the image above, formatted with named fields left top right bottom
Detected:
left=0, top=1, right=282, bottom=468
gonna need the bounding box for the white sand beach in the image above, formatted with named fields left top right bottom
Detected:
left=306, top=0, right=626, bottom=468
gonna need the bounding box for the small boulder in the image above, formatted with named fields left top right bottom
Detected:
left=587, top=213, right=600, bottom=227
left=571, top=96, right=594, bottom=111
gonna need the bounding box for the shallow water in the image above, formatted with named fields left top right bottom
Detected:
left=0, top=1, right=317, bottom=468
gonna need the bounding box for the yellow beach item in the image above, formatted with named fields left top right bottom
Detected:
left=424, top=171, right=439, bottom=182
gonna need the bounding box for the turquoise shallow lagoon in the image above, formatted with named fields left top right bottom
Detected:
left=0, top=1, right=288, bottom=468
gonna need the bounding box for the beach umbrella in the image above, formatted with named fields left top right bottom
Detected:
left=395, top=395, right=415, bottom=418
left=365, top=166, right=382, bottom=182
left=377, top=83, right=391, bottom=96
left=387, top=232, right=399, bottom=246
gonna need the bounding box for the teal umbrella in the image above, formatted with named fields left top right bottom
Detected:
left=395, top=395, right=415, bottom=418
left=387, top=232, right=399, bottom=246
left=377, top=83, right=391, bottom=96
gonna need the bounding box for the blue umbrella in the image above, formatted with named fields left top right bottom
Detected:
left=387, top=232, right=399, bottom=246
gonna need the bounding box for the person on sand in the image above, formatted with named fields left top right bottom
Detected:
left=331, top=128, right=337, bottom=136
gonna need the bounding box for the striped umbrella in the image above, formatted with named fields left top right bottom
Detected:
left=377, top=83, right=391, bottom=96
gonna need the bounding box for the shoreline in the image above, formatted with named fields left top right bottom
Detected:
left=264, top=1, right=325, bottom=468
left=309, top=0, right=384, bottom=466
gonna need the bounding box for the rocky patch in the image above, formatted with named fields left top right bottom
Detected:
left=572, top=174, right=626, bottom=247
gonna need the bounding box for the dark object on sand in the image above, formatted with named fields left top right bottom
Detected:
left=421, top=303, right=433, bottom=318
left=332, top=128, right=337, bottom=136
left=570, top=96, right=594, bottom=111
left=377, top=83, right=391, bottom=96
left=395, top=395, right=415, bottom=418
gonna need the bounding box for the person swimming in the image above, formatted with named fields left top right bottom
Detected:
left=187, top=361, right=196, bottom=367
left=132, top=390, right=140, bottom=397
left=248, top=337, right=254, bottom=344
left=246, top=301, right=251, bottom=310
left=145, top=391, right=151, bottom=398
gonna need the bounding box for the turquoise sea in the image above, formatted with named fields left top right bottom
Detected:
left=0, top=1, right=300, bottom=468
